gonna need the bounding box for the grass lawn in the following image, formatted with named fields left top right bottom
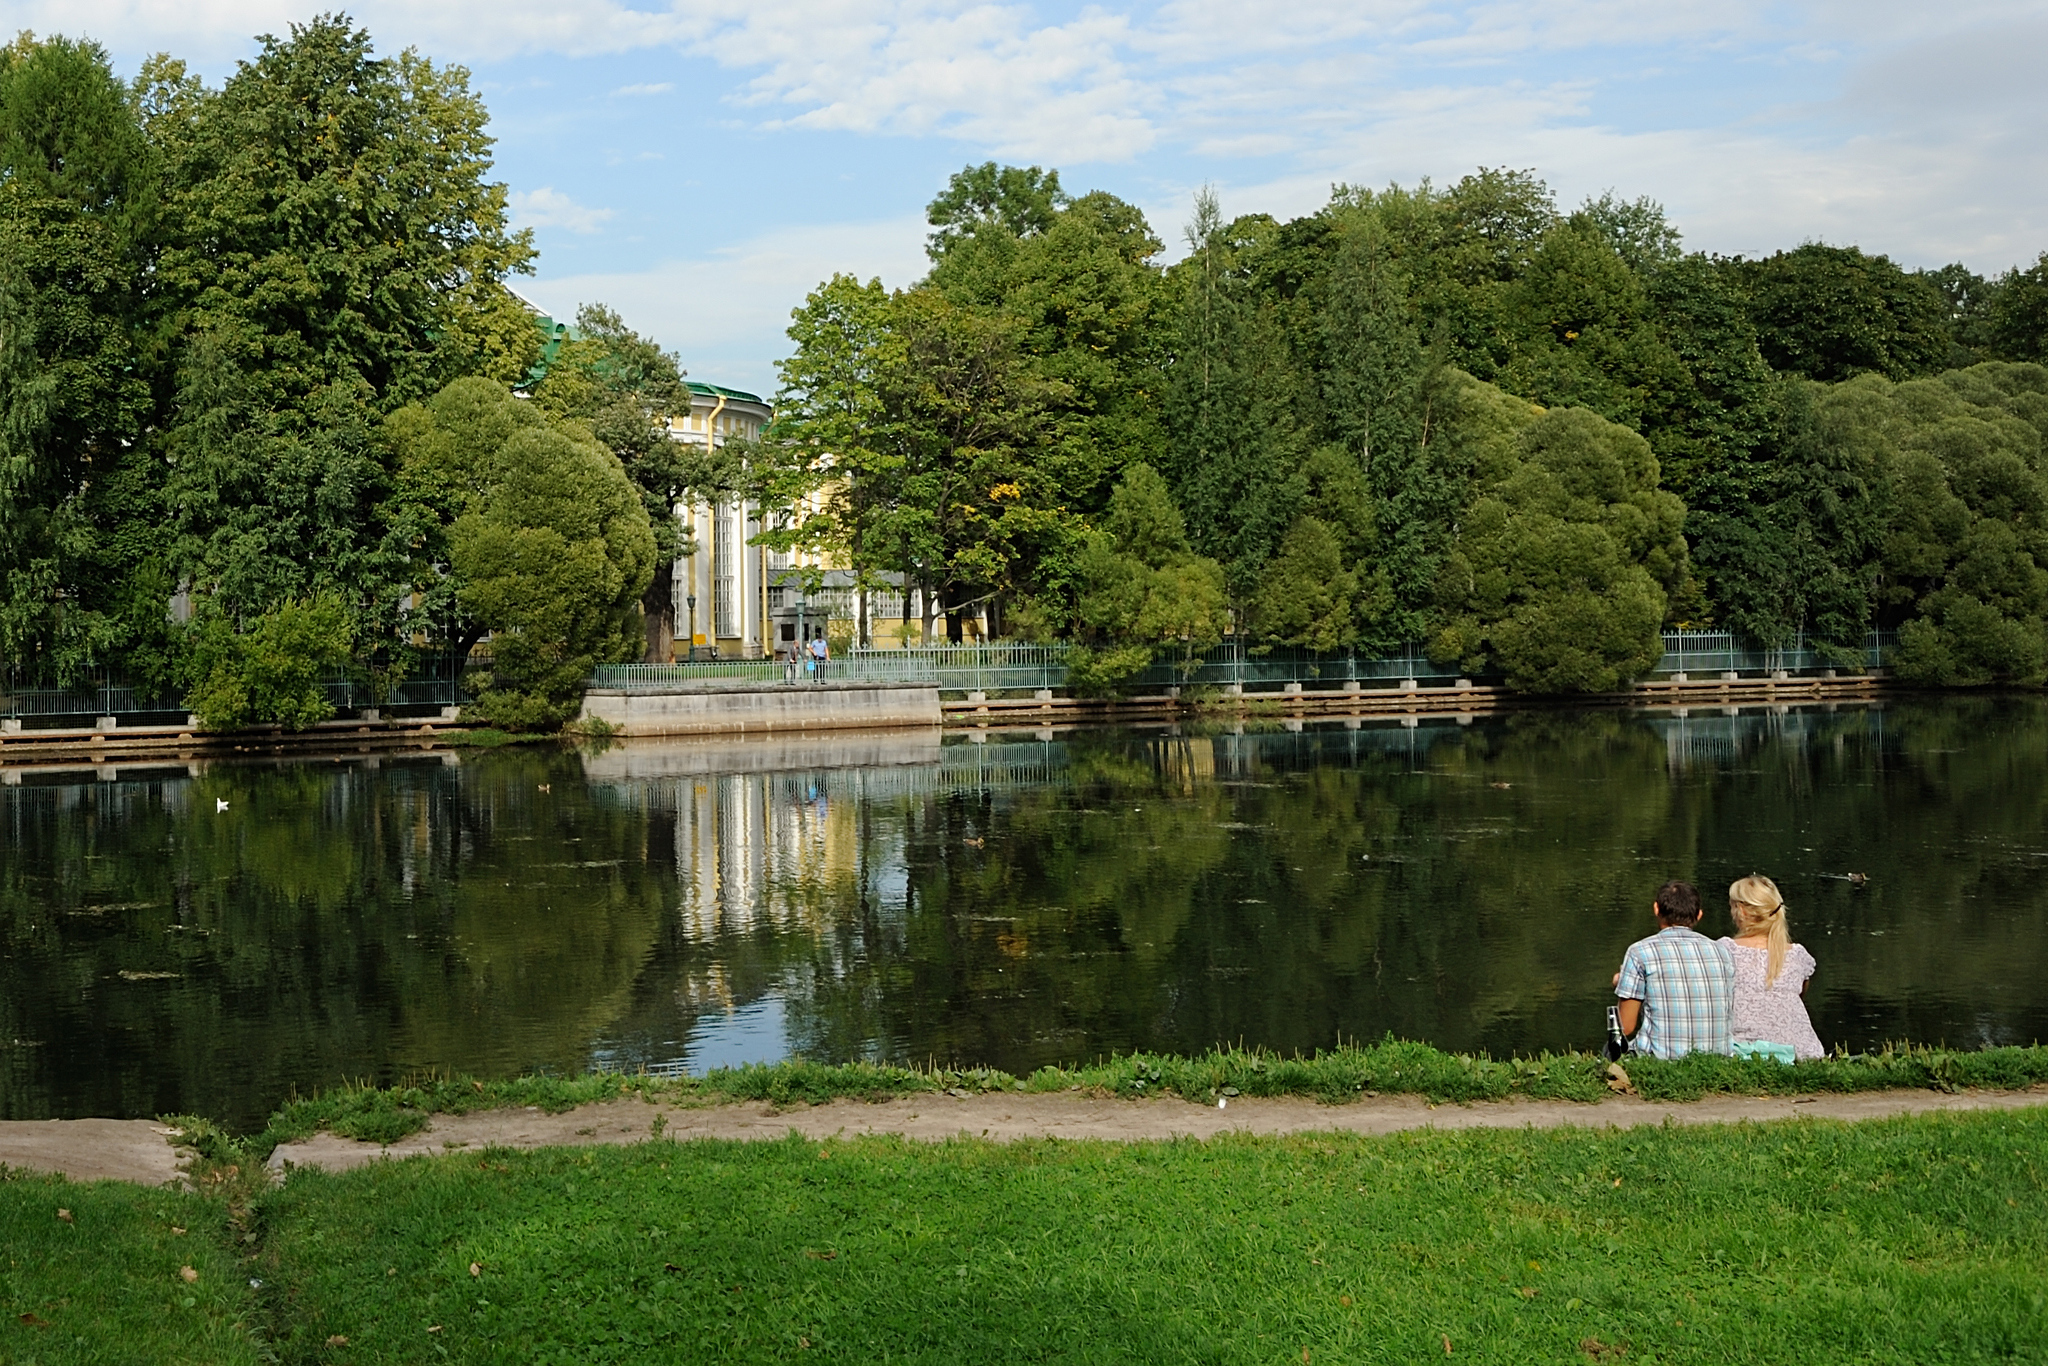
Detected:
left=0, top=1171, right=262, bottom=1365
left=6, top=1108, right=2045, bottom=1364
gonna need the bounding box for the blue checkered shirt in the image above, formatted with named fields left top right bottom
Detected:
left=1616, top=927, right=1735, bottom=1060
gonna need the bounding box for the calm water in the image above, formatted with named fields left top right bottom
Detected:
left=5, top=698, right=2047, bottom=1128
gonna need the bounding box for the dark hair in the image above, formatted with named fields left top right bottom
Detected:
left=1654, top=880, right=1702, bottom=926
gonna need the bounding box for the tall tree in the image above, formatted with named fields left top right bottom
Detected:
left=1987, top=253, right=2048, bottom=364
left=532, top=302, right=705, bottom=658
left=1738, top=244, right=1950, bottom=382
left=150, top=16, right=534, bottom=645
left=1161, top=189, right=1312, bottom=601
left=925, top=161, right=1067, bottom=255
left=1067, top=464, right=1228, bottom=692
left=764, top=279, right=1068, bottom=642
left=0, top=35, right=163, bottom=684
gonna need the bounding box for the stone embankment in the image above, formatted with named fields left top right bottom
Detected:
left=577, top=681, right=942, bottom=737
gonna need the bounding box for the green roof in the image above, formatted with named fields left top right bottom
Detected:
left=517, top=313, right=765, bottom=407
left=687, top=380, right=767, bottom=405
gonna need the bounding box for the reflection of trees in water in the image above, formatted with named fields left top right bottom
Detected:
left=8, top=698, right=2048, bottom=1121
left=607, top=702, right=2048, bottom=1074
left=0, top=750, right=670, bottom=1127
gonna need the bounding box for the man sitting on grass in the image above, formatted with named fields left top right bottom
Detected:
left=1614, top=880, right=1735, bottom=1059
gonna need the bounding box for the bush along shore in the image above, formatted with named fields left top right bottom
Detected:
left=168, top=1039, right=2048, bottom=1163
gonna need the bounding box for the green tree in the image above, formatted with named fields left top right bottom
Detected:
left=1738, top=244, right=1950, bottom=382
left=182, top=594, right=353, bottom=730
left=1640, top=254, right=1783, bottom=507
left=930, top=188, right=1168, bottom=517
left=149, top=17, right=535, bottom=656
left=1575, top=191, right=1682, bottom=274
left=1987, top=253, right=2048, bottom=364
left=451, top=424, right=656, bottom=728
left=879, top=289, right=1070, bottom=640
left=1067, top=464, right=1228, bottom=693
left=1498, top=219, right=1690, bottom=433
left=1920, top=262, right=2003, bottom=368
left=1249, top=516, right=1358, bottom=652
left=1687, top=379, right=1886, bottom=654
left=1161, top=190, right=1314, bottom=600
left=153, top=16, right=534, bottom=411
left=532, top=302, right=705, bottom=657
left=758, top=274, right=899, bottom=613
left=1431, top=380, right=1687, bottom=691
left=925, top=161, right=1067, bottom=254
left=1811, top=363, right=2048, bottom=686
left=382, top=374, right=550, bottom=658
left=0, top=35, right=164, bottom=685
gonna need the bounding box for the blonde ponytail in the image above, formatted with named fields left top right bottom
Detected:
left=1729, top=874, right=1790, bottom=985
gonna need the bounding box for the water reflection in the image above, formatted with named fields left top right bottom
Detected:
left=4, top=699, right=2047, bottom=1127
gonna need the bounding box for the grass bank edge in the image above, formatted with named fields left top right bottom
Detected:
left=180, top=1039, right=2048, bottom=1161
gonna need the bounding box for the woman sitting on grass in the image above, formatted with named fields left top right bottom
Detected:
left=1721, top=874, right=1824, bottom=1061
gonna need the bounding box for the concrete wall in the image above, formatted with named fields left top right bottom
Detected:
left=578, top=682, right=940, bottom=738
left=580, top=727, right=941, bottom=780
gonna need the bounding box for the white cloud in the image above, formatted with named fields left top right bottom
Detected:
left=17, top=0, right=694, bottom=65
left=28, top=0, right=2048, bottom=283
left=509, top=187, right=616, bottom=235
left=520, top=215, right=932, bottom=398
left=612, top=81, right=677, bottom=96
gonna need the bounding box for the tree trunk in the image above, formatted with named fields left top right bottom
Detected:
left=640, top=577, right=673, bottom=662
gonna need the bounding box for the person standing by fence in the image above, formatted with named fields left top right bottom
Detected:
left=810, top=633, right=829, bottom=683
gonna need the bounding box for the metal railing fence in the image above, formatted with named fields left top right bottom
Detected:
left=0, top=630, right=1901, bottom=721
left=2, top=656, right=470, bottom=723
left=583, top=630, right=1896, bottom=696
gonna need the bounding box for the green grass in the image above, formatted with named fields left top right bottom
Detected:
left=253, top=1109, right=2048, bottom=1363
left=0, top=1169, right=263, bottom=1365
left=7, top=1110, right=2046, bottom=1363
left=240, top=1041, right=2048, bottom=1157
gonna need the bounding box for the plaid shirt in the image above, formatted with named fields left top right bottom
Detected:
left=1616, top=926, right=1735, bottom=1060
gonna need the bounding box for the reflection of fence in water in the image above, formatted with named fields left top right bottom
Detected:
left=1643, top=705, right=1893, bottom=772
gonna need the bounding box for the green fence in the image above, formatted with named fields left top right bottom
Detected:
left=583, top=631, right=1897, bottom=697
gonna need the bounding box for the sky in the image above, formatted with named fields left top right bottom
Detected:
left=15, top=0, right=2048, bottom=398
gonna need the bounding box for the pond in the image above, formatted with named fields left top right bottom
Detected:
left=5, top=697, right=2047, bottom=1129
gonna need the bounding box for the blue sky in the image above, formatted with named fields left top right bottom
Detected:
left=19, top=0, right=2048, bottom=397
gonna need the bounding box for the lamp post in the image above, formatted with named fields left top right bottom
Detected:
left=685, top=594, right=697, bottom=660
left=795, top=589, right=808, bottom=682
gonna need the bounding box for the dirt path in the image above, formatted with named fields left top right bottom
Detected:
left=5, top=1088, right=2043, bottom=1185
left=267, top=1085, right=2048, bottom=1173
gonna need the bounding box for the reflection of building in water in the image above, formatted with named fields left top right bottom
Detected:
left=585, top=739, right=1073, bottom=950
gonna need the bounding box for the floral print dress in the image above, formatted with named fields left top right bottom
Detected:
left=1719, top=938, right=1824, bottom=1060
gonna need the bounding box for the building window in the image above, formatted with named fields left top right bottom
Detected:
left=714, top=506, right=737, bottom=638
left=768, top=585, right=786, bottom=610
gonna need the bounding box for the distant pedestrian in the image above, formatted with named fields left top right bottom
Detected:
left=1612, top=880, right=1735, bottom=1059
left=1720, top=874, right=1824, bottom=1061
left=810, top=633, right=829, bottom=683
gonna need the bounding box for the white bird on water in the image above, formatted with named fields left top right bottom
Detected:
left=216, top=798, right=228, bottom=813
